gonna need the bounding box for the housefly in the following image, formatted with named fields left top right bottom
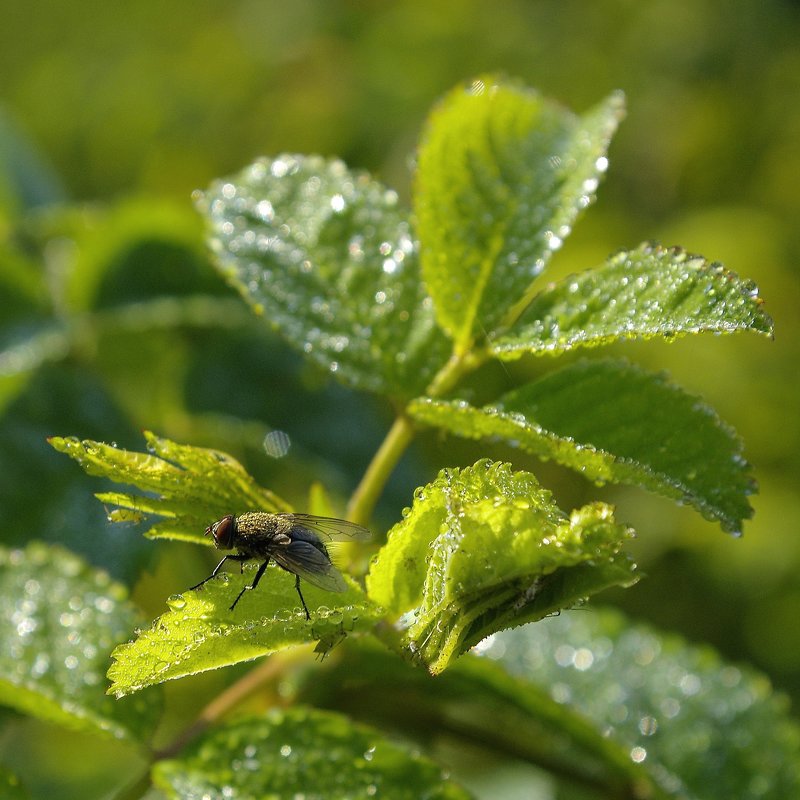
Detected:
left=187, top=512, right=371, bottom=620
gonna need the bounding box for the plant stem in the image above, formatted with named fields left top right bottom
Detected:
left=346, top=413, right=415, bottom=526
left=346, top=348, right=487, bottom=527
left=425, top=348, right=484, bottom=398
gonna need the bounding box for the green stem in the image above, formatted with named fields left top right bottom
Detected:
left=346, top=413, right=415, bottom=526
left=346, top=347, right=487, bottom=527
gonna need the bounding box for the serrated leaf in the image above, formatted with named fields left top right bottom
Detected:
left=409, top=358, right=755, bottom=535
left=152, top=707, right=472, bottom=800
left=490, top=242, right=774, bottom=358
left=366, top=460, right=636, bottom=674
left=197, top=155, right=450, bottom=397
left=300, top=610, right=800, bottom=800
left=49, top=431, right=290, bottom=543
left=0, top=543, right=160, bottom=741
left=414, top=76, right=624, bottom=349
left=108, top=567, right=381, bottom=696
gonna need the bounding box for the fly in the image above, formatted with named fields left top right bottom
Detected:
left=187, top=512, right=371, bottom=620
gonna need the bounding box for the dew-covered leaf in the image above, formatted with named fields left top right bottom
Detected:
left=299, top=610, right=800, bottom=800
left=48, top=431, right=290, bottom=544
left=152, top=707, right=472, bottom=800
left=366, top=460, right=636, bottom=674
left=414, top=76, right=624, bottom=349
left=483, top=609, right=800, bottom=799
left=197, top=155, right=450, bottom=397
left=490, top=243, right=774, bottom=358
left=409, top=359, right=755, bottom=535
left=0, top=543, right=160, bottom=741
left=108, top=566, right=381, bottom=697
left=298, top=642, right=666, bottom=799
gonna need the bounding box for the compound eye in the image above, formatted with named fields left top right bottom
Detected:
left=208, top=515, right=236, bottom=549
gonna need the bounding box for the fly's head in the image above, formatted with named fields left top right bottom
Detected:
left=206, top=515, right=237, bottom=550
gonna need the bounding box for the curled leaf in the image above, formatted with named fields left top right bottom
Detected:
left=367, top=460, right=636, bottom=673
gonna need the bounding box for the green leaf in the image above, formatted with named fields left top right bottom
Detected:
left=366, top=460, right=636, bottom=674
left=0, top=325, right=70, bottom=414
left=486, top=610, right=800, bottom=799
left=0, top=542, right=160, bottom=741
left=49, top=431, right=291, bottom=544
left=490, top=242, right=775, bottom=358
left=409, top=358, right=755, bottom=535
left=299, top=610, right=800, bottom=800
left=29, top=198, right=208, bottom=315
left=298, top=642, right=670, bottom=800
left=152, top=707, right=472, bottom=800
left=108, top=567, right=381, bottom=697
left=414, top=76, right=624, bottom=349
left=0, top=240, right=63, bottom=413
left=197, top=155, right=450, bottom=397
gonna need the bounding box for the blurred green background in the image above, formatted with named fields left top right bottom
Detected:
left=1, top=0, right=799, bottom=797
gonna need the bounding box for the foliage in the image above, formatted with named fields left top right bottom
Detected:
left=152, top=707, right=470, bottom=800
left=0, top=542, right=160, bottom=741
left=3, top=75, right=790, bottom=799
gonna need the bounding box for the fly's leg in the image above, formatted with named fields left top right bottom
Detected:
left=189, top=555, right=233, bottom=591
left=294, top=574, right=310, bottom=621
left=229, top=557, right=270, bottom=611
left=189, top=554, right=250, bottom=593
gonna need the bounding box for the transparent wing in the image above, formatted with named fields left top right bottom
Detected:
left=278, top=513, right=371, bottom=543
left=271, top=540, right=348, bottom=593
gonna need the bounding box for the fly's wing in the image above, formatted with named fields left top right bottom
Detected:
left=271, top=540, right=349, bottom=593
left=278, top=514, right=371, bottom=543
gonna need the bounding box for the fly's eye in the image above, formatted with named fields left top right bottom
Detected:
left=209, top=515, right=236, bottom=549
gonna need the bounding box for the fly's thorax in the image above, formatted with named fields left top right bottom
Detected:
left=235, top=512, right=285, bottom=537
left=232, top=512, right=292, bottom=556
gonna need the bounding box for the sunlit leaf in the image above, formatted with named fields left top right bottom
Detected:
left=197, top=155, right=450, bottom=397
left=108, top=567, right=381, bottom=696
left=409, top=359, right=755, bottom=534
left=491, top=243, right=774, bottom=358
left=415, top=76, right=624, bottom=349
left=0, top=543, right=160, bottom=741
left=366, top=460, right=636, bottom=674
left=152, top=707, right=472, bottom=800
left=49, top=431, right=290, bottom=544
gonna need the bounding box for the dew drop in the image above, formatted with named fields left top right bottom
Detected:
left=166, top=594, right=186, bottom=611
